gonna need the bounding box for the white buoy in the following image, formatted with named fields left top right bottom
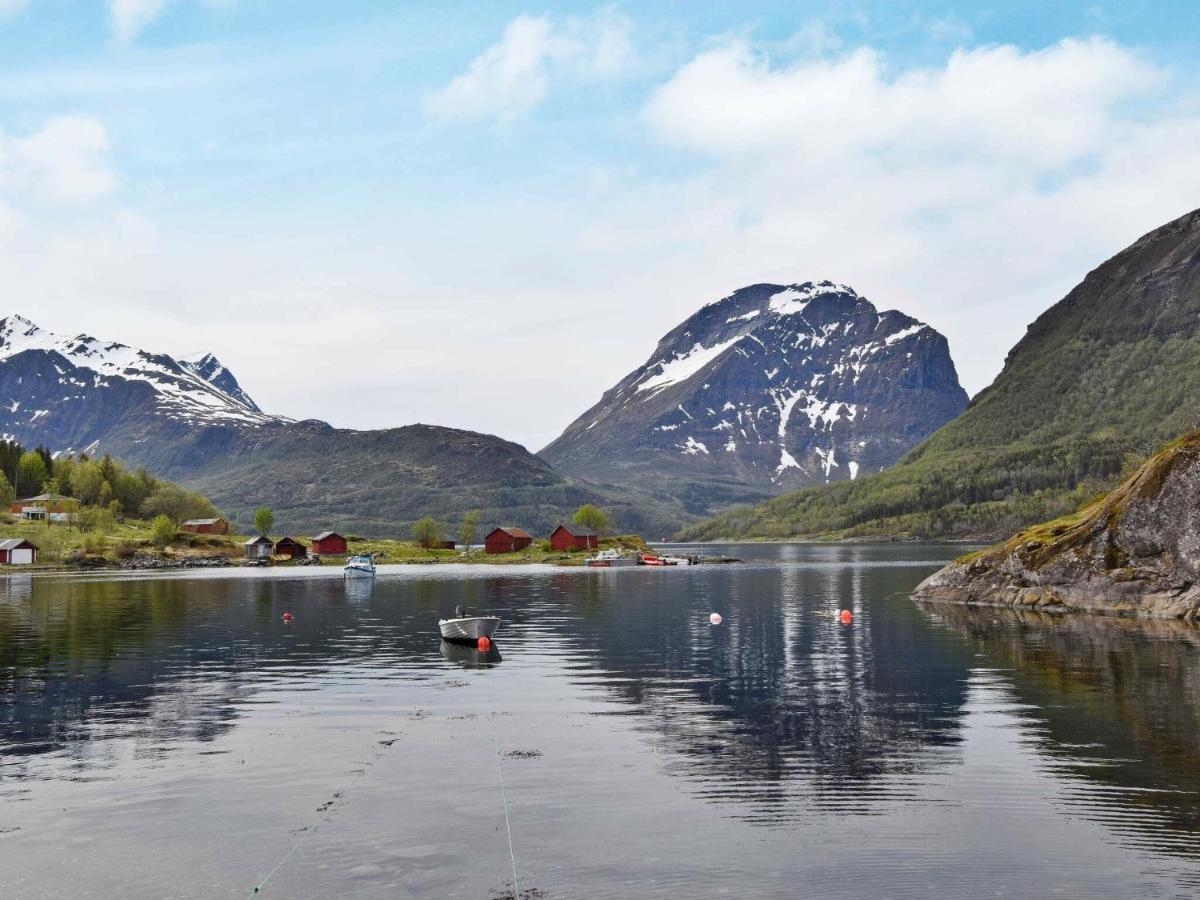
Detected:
left=709, top=613, right=723, bottom=625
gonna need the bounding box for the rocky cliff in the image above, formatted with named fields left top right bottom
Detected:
left=543, top=281, right=967, bottom=514
left=913, top=432, right=1200, bottom=618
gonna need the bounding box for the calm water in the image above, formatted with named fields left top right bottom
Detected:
left=2, top=543, right=1200, bottom=899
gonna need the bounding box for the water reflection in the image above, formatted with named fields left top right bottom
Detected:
left=440, top=640, right=502, bottom=668
left=2, top=550, right=1200, bottom=896
left=920, top=602, right=1200, bottom=861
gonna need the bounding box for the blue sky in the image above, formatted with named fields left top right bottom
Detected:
left=1, top=1, right=1199, bottom=448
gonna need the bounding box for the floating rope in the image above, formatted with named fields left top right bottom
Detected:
left=247, top=732, right=401, bottom=896
left=490, top=714, right=522, bottom=899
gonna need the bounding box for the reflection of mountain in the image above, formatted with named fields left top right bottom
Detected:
left=921, top=603, right=1200, bottom=859
left=533, top=559, right=978, bottom=820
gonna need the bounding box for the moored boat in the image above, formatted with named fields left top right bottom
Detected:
left=439, top=606, right=502, bottom=643
left=343, top=554, right=376, bottom=578
left=585, top=548, right=639, bottom=568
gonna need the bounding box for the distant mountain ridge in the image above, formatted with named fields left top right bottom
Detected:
left=684, top=207, right=1200, bottom=541
left=542, top=281, right=968, bottom=514
left=0, top=315, right=690, bottom=536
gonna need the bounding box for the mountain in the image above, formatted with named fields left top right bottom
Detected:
left=542, top=281, right=968, bottom=514
left=914, top=430, right=1200, bottom=619
left=0, top=315, right=690, bottom=537
left=683, top=207, right=1200, bottom=541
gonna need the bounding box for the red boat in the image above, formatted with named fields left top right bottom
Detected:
left=641, top=554, right=676, bottom=566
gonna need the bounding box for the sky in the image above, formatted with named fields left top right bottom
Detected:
left=1, top=1, right=1199, bottom=451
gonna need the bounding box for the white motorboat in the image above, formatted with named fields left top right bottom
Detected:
left=439, top=607, right=502, bottom=643
left=584, top=548, right=639, bottom=568
left=343, top=554, right=376, bottom=578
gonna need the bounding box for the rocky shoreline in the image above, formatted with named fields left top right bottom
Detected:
left=913, top=434, right=1200, bottom=620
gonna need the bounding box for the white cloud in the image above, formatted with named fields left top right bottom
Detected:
left=110, top=0, right=171, bottom=45
left=645, top=37, right=1159, bottom=167
left=4, top=115, right=118, bottom=202
left=613, top=35, right=1200, bottom=397
left=425, top=8, right=633, bottom=122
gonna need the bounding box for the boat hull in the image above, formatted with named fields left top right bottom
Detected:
left=439, top=616, right=501, bottom=642
left=585, top=557, right=639, bottom=568
left=343, top=566, right=375, bottom=578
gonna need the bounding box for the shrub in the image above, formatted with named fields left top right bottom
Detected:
left=150, top=515, right=176, bottom=549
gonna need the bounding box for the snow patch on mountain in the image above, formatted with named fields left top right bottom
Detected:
left=0, top=314, right=276, bottom=427
left=637, top=337, right=743, bottom=395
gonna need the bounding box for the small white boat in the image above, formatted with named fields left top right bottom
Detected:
left=439, top=608, right=502, bottom=643
left=343, top=554, right=376, bottom=578
left=585, top=548, right=639, bottom=568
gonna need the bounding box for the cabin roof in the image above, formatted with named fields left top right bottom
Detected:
left=274, top=536, right=305, bottom=545
left=244, top=535, right=274, bottom=546
left=312, top=531, right=344, bottom=541
left=554, top=522, right=597, bottom=537
left=183, top=517, right=224, bottom=525
left=15, top=493, right=76, bottom=504
left=487, top=526, right=531, bottom=539
left=0, top=538, right=34, bottom=550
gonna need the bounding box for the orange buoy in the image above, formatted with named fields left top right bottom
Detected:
left=282, top=612, right=293, bottom=623
left=839, top=609, right=853, bottom=624
left=477, top=636, right=491, bottom=651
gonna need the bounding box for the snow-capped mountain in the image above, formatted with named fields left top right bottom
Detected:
left=0, top=314, right=691, bottom=536
left=541, top=281, right=968, bottom=513
left=0, top=314, right=274, bottom=447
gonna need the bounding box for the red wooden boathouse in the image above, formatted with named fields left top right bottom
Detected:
left=549, top=523, right=598, bottom=552
left=311, top=531, right=348, bottom=555
left=484, top=527, right=532, bottom=554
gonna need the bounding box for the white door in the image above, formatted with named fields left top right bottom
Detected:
left=11, top=549, right=32, bottom=564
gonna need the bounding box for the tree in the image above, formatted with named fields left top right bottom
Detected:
left=458, top=510, right=481, bottom=549
left=412, top=516, right=441, bottom=549
left=71, top=460, right=105, bottom=506
left=572, top=504, right=612, bottom=535
left=140, top=483, right=218, bottom=522
left=253, top=507, right=274, bottom=536
left=0, top=471, right=14, bottom=508
left=15, top=451, right=47, bottom=498
left=150, top=515, right=176, bottom=549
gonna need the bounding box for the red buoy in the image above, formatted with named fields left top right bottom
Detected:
left=477, top=636, right=491, bottom=651
left=282, top=612, right=293, bottom=623
left=839, top=609, right=853, bottom=624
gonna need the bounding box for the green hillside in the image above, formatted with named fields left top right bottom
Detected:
left=682, top=208, right=1200, bottom=541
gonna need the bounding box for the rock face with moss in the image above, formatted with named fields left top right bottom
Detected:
left=914, top=433, right=1200, bottom=618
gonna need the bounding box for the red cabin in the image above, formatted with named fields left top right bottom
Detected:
left=311, top=531, right=348, bottom=555
left=549, top=523, right=598, bottom=552
left=274, top=537, right=308, bottom=559
left=484, top=527, right=532, bottom=554
left=181, top=517, right=230, bottom=535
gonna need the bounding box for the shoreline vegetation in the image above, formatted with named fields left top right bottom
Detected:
left=0, top=522, right=661, bottom=572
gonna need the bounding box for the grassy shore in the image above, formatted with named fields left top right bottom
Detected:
left=0, top=518, right=653, bottom=570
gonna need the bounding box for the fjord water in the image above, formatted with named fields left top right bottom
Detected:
left=2, top=546, right=1200, bottom=899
